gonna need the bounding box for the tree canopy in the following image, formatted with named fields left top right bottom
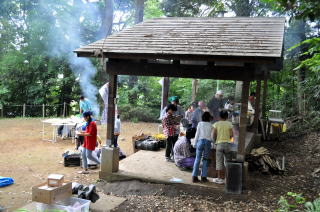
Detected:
left=0, top=0, right=319, bottom=128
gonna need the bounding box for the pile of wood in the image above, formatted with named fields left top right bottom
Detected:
left=246, top=147, right=284, bottom=174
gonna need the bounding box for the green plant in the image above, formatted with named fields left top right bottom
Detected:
left=277, top=192, right=306, bottom=212
left=131, top=117, right=139, bottom=123
left=305, top=198, right=320, bottom=212
left=277, top=192, right=320, bottom=212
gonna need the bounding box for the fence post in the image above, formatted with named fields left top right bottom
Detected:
left=1, top=106, right=3, bottom=118
left=23, top=104, right=26, bottom=118
left=63, top=102, right=66, bottom=117
left=42, top=104, right=45, bottom=118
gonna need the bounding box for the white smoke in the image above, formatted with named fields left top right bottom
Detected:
left=39, top=0, right=103, bottom=116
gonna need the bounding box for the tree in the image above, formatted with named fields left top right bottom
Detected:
left=96, top=0, right=114, bottom=39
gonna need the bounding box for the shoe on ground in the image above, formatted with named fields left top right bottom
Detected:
left=178, top=166, right=192, bottom=172
left=212, top=178, right=224, bottom=184
left=165, top=157, right=174, bottom=162
left=192, top=176, right=200, bottom=183
left=201, top=177, right=209, bottom=183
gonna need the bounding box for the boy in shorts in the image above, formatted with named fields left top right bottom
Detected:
left=212, top=110, right=233, bottom=184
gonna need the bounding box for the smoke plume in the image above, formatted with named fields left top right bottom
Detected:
left=39, top=0, right=103, bottom=116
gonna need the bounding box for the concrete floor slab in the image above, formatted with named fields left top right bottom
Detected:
left=105, top=132, right=255, bottom=189
left=113, top=149, right=220, bottom=188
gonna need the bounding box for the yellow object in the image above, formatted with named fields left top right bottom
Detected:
left=213, top=121, right=233, bottom=144
left=153, top=133, right=166, bottom=141
left=230, top=137, right=234, bottom=142
left=283, top=124, right=287, bottom=132
left=271, top=123, right=287, bottom=133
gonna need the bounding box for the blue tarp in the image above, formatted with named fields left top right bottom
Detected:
left=0, top=176, right=14, bottom=187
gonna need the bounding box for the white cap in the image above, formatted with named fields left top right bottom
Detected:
left=216, top=90, right=224, bottom=95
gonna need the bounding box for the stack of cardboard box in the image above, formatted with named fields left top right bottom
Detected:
left=32, top=174, right=72, bottom=204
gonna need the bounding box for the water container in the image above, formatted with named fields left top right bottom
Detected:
left=36, top=197, right=90, bottom=212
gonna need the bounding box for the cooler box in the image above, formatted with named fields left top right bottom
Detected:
left=36, top=197, right=90, bottom=212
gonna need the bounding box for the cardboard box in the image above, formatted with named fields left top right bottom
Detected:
left=47, top=174, right=64, bottom=187
left=32, top=181, right=72, bottom=204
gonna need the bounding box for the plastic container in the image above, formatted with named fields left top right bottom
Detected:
left=36, top=197, right=90, bottom=212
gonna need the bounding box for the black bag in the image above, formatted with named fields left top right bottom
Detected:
left=62, top=151, right=81, bottom=167
left=136, top=139, right=161, bottom=151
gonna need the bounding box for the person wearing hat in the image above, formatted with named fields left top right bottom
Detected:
left=160, top=96, right=185, bottom=120
left=77, top=111, right=100, bottom=174
left=162, top=104, right=180, bottom=162
left=207, top=90, right=225, bottom=123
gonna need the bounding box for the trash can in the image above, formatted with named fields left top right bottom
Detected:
left=225, top=161, right=243, bottom=194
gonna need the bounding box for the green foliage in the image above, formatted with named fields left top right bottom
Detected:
left=290, top=38, right=320, bottom=72
left=161, top=0, right=214, bottom=17
left=305, top=198, right=320, bottom=212
left=144, top=0, right=164, bottom=19
left=277, top=192, right=306, bottom=212
left=277, top=192, right=320, bottom=212
left=119, top=104, right=159, bottom=122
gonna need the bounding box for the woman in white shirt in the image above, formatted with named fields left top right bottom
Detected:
left=192, top=112, right=213, bottom=183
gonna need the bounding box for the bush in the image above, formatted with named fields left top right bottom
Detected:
left=277, top=192, right=320, bottom=212
left=118, top=104, right=160, bottom=123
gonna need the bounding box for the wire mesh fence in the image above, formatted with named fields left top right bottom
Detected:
left=0, top=103, right=72, bottom=118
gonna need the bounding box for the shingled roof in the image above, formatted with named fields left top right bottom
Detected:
left=75, top=17, right=285, bottom=61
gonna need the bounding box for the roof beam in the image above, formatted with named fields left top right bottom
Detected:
left=106, top=59, right=266, bottom=80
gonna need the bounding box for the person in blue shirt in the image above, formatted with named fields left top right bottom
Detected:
left=79, top=96, right=92, bottom=115
left=113, top=114, right=121, bottom=147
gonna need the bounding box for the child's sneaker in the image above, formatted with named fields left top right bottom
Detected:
left=212, top=178, right=224, bottom=184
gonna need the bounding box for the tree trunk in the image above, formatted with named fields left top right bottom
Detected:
left=294, top=19, right=307, bottom=115
left=231, top=0, right=253, bottom=103
left=235, top=81, right=243, bottom=102
left=96, top=0, right=114, bottom=40
left=297, top=67, right=306, bottom=115
left=262, top=78, right=268, bottom=119
left=228, top=0, right=253, bottom=16
left=135, top=0, right=144, bottom=23
left=192, top=79, right=198, bottom=102
left=161, top=77, right=170, bottom=110
left=128, top=0, right=145, bottom=104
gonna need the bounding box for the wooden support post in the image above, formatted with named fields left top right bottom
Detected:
left=253, top=80, right=261, bottom=131
left=63, top=102, right=66, bottom=117
left=106, top=74, right=117, bottom=146
left=262, top=78, right=268, bottom=119
left=23, top=104, right=26, bottom=118
left=161, top=77, right=169, bottom=110
left=237, top=81, right=250, bottom=160
left=42, top=104, right=45, bottom=118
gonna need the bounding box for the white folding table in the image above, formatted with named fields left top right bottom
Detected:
left=42, top=118, right=84, bottom=143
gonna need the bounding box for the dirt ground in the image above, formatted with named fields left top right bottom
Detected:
left=95, top=131, right=320, bottom=212
left=1, top=118, right=319, bottom=211
left=0, top=118, right=159, bottom=210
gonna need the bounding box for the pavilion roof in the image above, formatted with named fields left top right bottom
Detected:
left=74, top=17, right=285, bottom=62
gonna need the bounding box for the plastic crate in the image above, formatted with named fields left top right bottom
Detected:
left=36, top=197, right=90, bottom=212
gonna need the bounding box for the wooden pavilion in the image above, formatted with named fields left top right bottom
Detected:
left=74, top=17, right=285, bottom=187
